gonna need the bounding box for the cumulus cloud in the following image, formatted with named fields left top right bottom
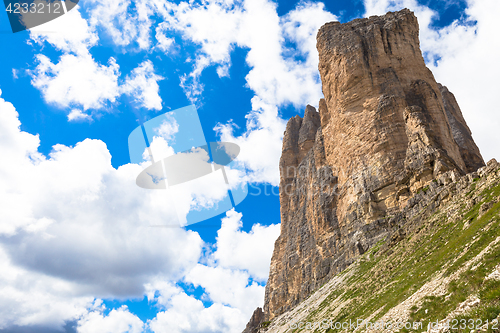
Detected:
left=148, top=283, right=246, bottom=333
left=154, top=114, right=179, bottom=143
left=67, top=109, right=93, bottom=122
left=77, top=305, right=144, bottom=333
left=158, top=0, right=242, bottom=97
left=0, top=246, right=92, bottom=330
left=213, top=209, right=280, bottom=281
left=31, top=53, right=120, bottom=112
left=185, top=264, right=263, bottom=315
left=122, top=60, right=164, bottom=110
left=87, top=0, right=154, bottom=50
left=28, top=6, right=164, bottom=118
left=162, top=155, right=235, bottom=226
left=27, top=7, right=123, bottom=118
left=0, top=90, right=203, bottom=329
left=145, top=209, right=280, bottom=332
left=155, top=0, right=336, bottom=184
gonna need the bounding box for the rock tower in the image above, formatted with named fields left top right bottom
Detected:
left=245, top=9, right=485, bottom=331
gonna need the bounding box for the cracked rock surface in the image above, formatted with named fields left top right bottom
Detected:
left=258, top=8, right=485, bottom=325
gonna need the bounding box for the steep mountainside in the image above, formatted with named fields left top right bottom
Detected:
left=243, top=8, right=492, bottom=333
left=257, top=159, right=500, bottom=332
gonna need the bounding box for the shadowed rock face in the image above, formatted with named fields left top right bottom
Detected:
left=439, top=83, right=485, bottom=173
left=259, top=9, right=485, bottom=323
left=242, top=307, right=264, bottom=333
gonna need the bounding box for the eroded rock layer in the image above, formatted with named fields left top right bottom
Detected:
left=261, top=9, right=484, bottom=322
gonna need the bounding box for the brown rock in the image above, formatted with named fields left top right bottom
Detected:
left=316, top=8, right=475, bottom=223
left=242, top=307, right=264, bottom=333
left=265, top=118, right=341, bottom=319
left=439, top=84, right=485, bottom=173
left=257, top=8, right=485, bottom=323
left=298, top=105, right=321, bottom=161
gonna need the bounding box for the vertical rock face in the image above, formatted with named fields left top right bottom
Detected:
left=266, top=108, right=341, bottom=318
left=439, top=84, right=485, bottom=173
left=242, top=307, right=264, bottom=333
left=315, top=8, right=482, bottom=222
left=261, top=9, right=485, bottom=322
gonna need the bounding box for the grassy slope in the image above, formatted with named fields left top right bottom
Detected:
left=264, top=166, right=500, bottom=333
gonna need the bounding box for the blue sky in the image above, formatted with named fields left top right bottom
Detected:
left=0, top=0, right=499, bottom=332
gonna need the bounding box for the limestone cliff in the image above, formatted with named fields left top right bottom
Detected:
left=258, top=159, right=500, bottom=333
left=253, top=8, right=485, bottom=327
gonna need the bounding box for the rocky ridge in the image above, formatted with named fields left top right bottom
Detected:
left=244, top=8, right=488, bottom=333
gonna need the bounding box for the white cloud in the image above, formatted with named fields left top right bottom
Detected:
left=213, top=209, right=280, bottom=281
left=31, top=52, right=120, bottom=112
left=215, top=99, right=285, bottom=185
left=87, top=0, right=154, bottom=50
left=141, top=208, right=279, bottom=333
left=163, top=1, right=241, bottom=63
left=155, top=23, right=175, bottom=52
left=122, top=60, right=164, bottom=110
left=77, top=305, right=144, bottom=333
left=148, top=287, right=246, bottom=333
left=145, top=136, right=175, bottom=162
left=154, top=114, right=179, bottom=143
left=185, top=264, right=263, bottom=315
left=0, top=246, right=93, bottom=330
left=363, top=0, right=500, bottom=163
left=165, top=161, right=235, bottom=226
left=26, top=7, right=122, bottom=115
left=0, top=90, right=204, bottom=329
left=68, top=109, right=93, bottom=122
left=153, top=0, right=336, bottom=184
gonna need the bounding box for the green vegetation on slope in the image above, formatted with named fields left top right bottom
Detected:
left=290, top=169, right=500, bottom=333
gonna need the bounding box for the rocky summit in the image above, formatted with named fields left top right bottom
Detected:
left=244, top=8, right=494, bottom=333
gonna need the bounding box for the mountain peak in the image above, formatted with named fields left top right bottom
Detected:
left=245, top=9, right=486, bottom=330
